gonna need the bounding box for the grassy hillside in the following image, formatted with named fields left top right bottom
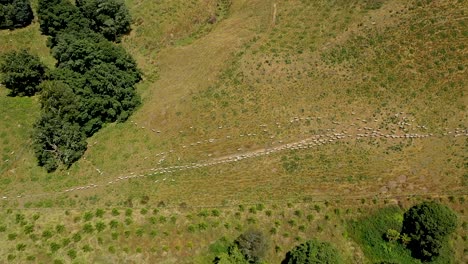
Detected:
left=0, top=0, right=466, bottom=263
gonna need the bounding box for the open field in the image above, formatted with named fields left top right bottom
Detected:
left=0, top=0, right=467, bottom=263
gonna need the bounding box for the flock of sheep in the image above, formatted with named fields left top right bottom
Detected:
left=1, top=114, right=466, bottom=201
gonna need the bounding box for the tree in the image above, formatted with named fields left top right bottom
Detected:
left=234, top=229, right=269, bottom=263
left=282, top=239, right=342, bottom=264
left=0, top=0, right=34, bottom=29
left=402, top=201, right=458, bottom=261
left=76, top=0, right=132, bottom=41
left=37, top=0, right=89, bottom=36
left=214, top=245, right=250, bottom=264
left=33, top=81, right=87, bottom=172
left=0, top=49, right=47, bottom=96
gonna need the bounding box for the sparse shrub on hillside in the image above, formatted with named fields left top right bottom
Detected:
left=0, top=50, right=47, bottom=96
left=67, top=249, right=77, bottom=259
left=0, top=0, right=34, bottom=29
left=95, top=221, right=106, bottom=232
left=402, top=201, right=457, bottom=261
left=76, top=0, right=132, bottom=41
left=95, top=208, right=105, bottom=218
left=50, top=242, right=61, bottom=252
left=282, top=239, right=342, bottom=264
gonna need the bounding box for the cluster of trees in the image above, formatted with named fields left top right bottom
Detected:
left=0, top=0, right=139, bottom=171
left=33, top=0, right=139, bottom=171
left=0, top=0, right=33, bottom=29
left=213, top=229, right=341, bottom=264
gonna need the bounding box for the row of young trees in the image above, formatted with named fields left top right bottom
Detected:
left=0, top=0, right=33, bottom=29
left=0, top=0, right=140, bottom=171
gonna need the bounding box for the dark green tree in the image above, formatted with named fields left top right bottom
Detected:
left=37, top=0, right=89, bottom=36
left=51, top=30, right=140, bottom=77
left=234, top=229, right=269, bottom=263
left=0, top=49, right=47, bottom=96
left=0, top=0, right=34, bottom=29
left=282, top=239, right=341, bottom=264
left=33, top=81, right=87, bottom=172
left=402, top=201, right=458, bottom=261
left=76, top=0, right=132, bottom=41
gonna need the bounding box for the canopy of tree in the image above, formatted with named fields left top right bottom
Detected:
left=402, top=201, right=457, bottom=261
left=76, top=0, right=131, bottom=41
left=282, top=239, right=342, bottom=264
left=0, top=0, right=33, bottom=29
left=33, top=81, right=87, bottom=172
left=0, top=49, right=47, bottom=96
left=213, top=245, right=250, bottom=264
left=37, top=0, right=90, bottom=37
left=234, top=229, right=269, bottom=263
left=50, top=30, right=141, bottom=135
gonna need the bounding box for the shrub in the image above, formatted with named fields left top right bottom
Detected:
left=55, top=224, right=65, bottom=234
left=402, top=201, right=458, bottom=261
left=135, top=228, right=144, bottom=237
left=82, top=244, right=92, bottom=252
left=125, top=208, right=132, bottom=216
left=83, top=223, right=94, bottom=233
left=61, top=238, right=70, bottom=246
left=72, top=233, right=81, bottom=242
left=282, top=239, right=342, bottom=264
left=234, top=229, right=268, bottom=263
left=24, top=224, right=34, bottom=235
left=0, top=50, right=47, bottom=96
left=95, top=221, right=106, bottom=232
left=0, top=0, right=34, bottom=29
left=83, top=211, right=93, bottom=221
left=16, top=243, right=26, bottom=251
left=42, top=230, right=53, bottom=239
left=109, top=220, right=118, bottom=229
left=67, top=249, right=77, bottom=259
left=95, top=209, right=105, bottom=218
left=50, top=242, right=61, bottom=252
left=212, top=209, right=221, bottom=217
left=385, top=229, right=400, bottom=242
